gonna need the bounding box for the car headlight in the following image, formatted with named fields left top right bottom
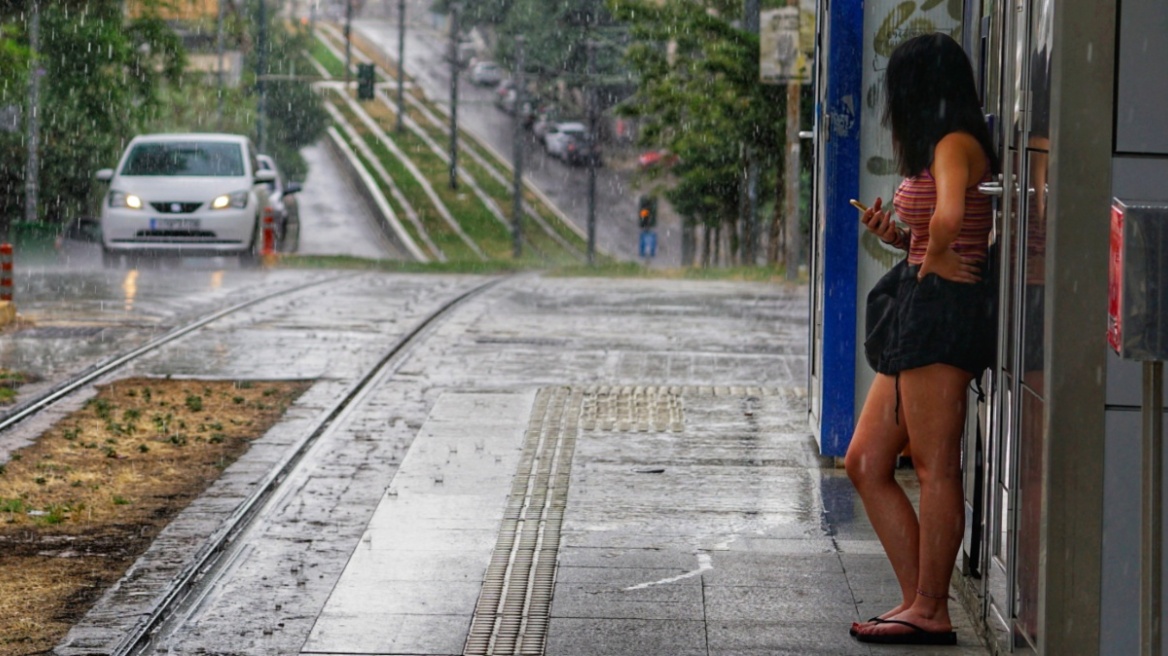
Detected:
left=109, top=191, right=144, bottom=209
left=210, top=191, right=249, bottom=210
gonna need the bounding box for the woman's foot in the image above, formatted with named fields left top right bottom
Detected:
left=854, top=606, right=952, bottom=640
left=849, top=603, right=908, bottom=636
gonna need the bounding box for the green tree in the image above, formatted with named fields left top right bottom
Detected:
left=0, top=0, right=183, bottom=228
left=248, top=19, right=328, bottom=181
left=610, top=0, right=787, bottom=263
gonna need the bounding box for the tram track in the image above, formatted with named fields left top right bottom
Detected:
left=0, top=272, right=359, bottom=436
left=96, top=274, right=508, bottom=656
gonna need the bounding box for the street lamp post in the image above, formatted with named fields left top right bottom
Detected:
left=586, top=40, right=597, bottom=265
left=344, top=0, right=353, bottom=88
left=24, top=0, right=40, bottom=230
left=396, top=0, right=406, bottom=133
left=448, top=3, right=461, bottom=190
left=257, top=0, right=268, bottom=152
left=511, top=36, right=525, bottom=259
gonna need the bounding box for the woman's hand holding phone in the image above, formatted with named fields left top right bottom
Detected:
left=854, top=197, right=900, bottom=245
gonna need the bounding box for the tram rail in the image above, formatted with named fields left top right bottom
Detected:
left=1, top=271, right=507, bottom=655
left=103, top=275, right=505, bottom=656
left=0, top=273, right=358, bottom=435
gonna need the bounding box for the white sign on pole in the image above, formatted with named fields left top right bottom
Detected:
left=760, top=3, right=815, bottom=84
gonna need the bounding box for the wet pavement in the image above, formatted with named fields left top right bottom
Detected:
left=2, top=265, right=995, bottom=656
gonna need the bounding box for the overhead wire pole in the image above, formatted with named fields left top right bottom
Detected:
left=344, top=0, right=353, bottom=88
left=511, top=36, right=526, bottom=259
left=743, top=0, right=760, bottom=265
left=396, top=0, right=406, bottom=133
left=585, top=38, right=597, bottom=265
left=24, top=0, right=40, bottom=230
left=448, top=2, right=460, bottom=190
left=783, top=0, right=802, bottom=280
left=216, top=0, right=225, bottom=129
left=257, top=0, right=268, bottom=153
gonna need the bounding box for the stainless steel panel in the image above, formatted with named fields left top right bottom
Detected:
left=1015, top=385, right=1045, bottom=651
left=1115, top=0, right=1168, bottom=154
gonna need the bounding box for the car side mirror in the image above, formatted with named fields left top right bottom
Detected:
left=95, top=169, right=114, bottom=182
left=284, top=182, right=302, bottom=195
left=255, top=170, right=277, bottom=184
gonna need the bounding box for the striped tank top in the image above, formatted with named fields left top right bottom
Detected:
left=893, top=166, right=993, bottom=265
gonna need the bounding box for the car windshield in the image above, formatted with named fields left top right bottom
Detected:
left=562, top=128, right=586, bottom=139
left=122, top=141, right=245, bottom=177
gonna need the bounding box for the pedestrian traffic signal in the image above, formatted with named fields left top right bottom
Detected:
left=638, top=195, right=658, bottom=230
left=357, top=63, right=376, bottom=101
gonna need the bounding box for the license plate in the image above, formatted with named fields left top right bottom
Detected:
left=149, top=218, right=199, bottom=230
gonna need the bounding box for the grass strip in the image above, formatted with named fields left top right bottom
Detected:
left=329, top=96, right=481, bottom=261
left=309, top=37, right=348, bottom=78
left=354, top=97, right=518, bottom=261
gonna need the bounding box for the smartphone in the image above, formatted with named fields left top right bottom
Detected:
left=849, top=199, right=869, bottom=212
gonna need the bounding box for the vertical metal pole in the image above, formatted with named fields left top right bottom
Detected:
left=742, top=0, right=760, bottom=264
left=25, top=0, right=40, bottom=227
left=783, top=0, right=802, bottom=279
left=396, top=0, right=406, bottom=133
left=448, top=3, right=460, bottom=190
left=344, top=0, right=353, bottom=88
left=257, top=0, right=268, bottom=152
left=511, top=36, right=526, bottom=259
left=585, top=40, right=597, bottom=266
left=1143, top=360, right=1164, bottom=656
left=216, top=0, right=226, bottom=129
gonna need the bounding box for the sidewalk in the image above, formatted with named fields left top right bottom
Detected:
left=305, top=384, right=990, bottom=655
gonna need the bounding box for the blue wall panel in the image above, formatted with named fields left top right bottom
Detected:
left=817, top=0, right=862, bottom=456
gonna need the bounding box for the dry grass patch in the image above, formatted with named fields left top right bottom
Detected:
left=0, top=377, right=310, bottom=655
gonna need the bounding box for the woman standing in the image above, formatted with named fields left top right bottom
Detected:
left=846, top=33, right=998, bottom=646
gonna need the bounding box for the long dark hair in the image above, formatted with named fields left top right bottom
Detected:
left=883, top=33, right=999, bottom=178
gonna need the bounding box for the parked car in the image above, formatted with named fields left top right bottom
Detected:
left=470, top=61, right=504, bottom=86
left=494, top=78, right=515, bottom=98
left=544, top=122, right=588, bottom=159
left=562, top=134, right=602, bottom=166
left=444, top=39, right=476, bottom=67
left=257, top=154, right=302, bottom=253
left=532, top=111, right=560, bottom=144
left=95, top=133, right=275, bottom=268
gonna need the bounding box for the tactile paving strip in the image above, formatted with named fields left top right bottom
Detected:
left=463, top=385, right=795, bottom=655
left=464, top=386, right=578, bottom=655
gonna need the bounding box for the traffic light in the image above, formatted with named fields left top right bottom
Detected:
left=357, top=63, right=376, bottom=101
left=638, top=195, right=658, bottom=230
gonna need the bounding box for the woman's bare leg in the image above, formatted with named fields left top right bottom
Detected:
left=845, top=373, right=915, bottom=623
left=858, top=363, right=970, bottom=637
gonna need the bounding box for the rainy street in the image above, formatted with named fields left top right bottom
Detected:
left=0, top=237, right=988, bottom=655
left=0, top=0, right=1016, bottom=654
left=346, top=4, right=680, bottom=266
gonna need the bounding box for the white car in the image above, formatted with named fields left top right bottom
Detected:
left=544, top=122, right=588, bottom=159
left=470, top=61, right=504, bottom=86
left=96, top=133, right=275, bottom=267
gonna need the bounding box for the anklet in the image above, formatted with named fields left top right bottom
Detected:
left=916, top=588, right=949, bottom=600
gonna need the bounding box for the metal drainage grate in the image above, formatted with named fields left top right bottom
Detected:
left=464, top=386, right=579, bottom=656
left=580, top=385, right=684, bottom=433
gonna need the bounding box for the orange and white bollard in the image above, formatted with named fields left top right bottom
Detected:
left=1, top=243, right=13, bottom=302
left=0, top=243, right=14, bottom=326
left=260, top=209, right=278, bottom=267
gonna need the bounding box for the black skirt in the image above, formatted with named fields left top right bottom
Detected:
left=864, top=259, right=996, bottom=376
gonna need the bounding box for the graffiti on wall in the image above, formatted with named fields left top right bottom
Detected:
left=861, top=0, right=963, bottom=180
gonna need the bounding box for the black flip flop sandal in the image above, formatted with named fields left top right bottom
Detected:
left=854, top=618, right=957, bottom=645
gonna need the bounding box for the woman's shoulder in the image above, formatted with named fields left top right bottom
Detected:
left=932, top=131, right=990, bottom=182
left=935, top=131, right=984, bottom=157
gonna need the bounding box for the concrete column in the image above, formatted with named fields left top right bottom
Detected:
left=1038, top=1, right=1117, bottom=653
